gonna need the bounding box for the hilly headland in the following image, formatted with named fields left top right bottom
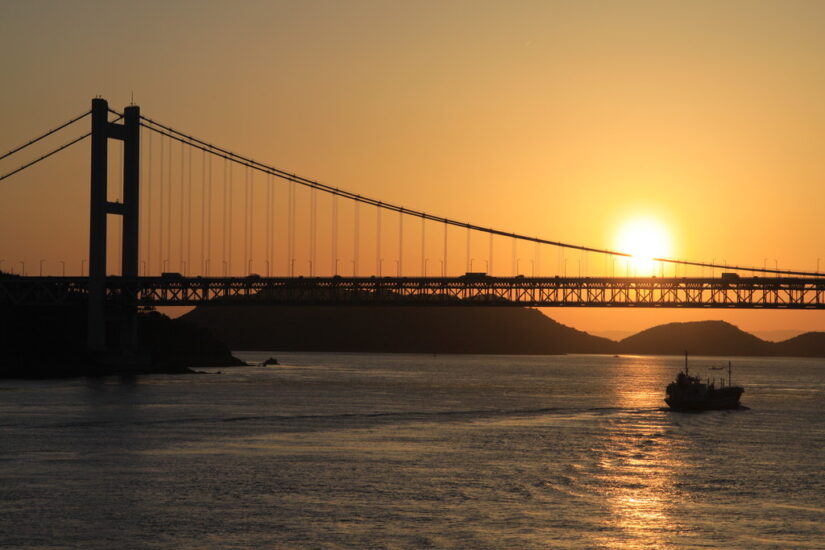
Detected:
left=0, top=304, right=244, bottom=379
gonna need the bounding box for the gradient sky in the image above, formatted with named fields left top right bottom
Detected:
left=1, top=0, right=824, bottom=337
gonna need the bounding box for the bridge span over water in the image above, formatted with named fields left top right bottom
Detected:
left=3, top=97, right=824, bottom=355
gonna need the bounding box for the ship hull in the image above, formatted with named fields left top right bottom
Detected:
left=665, top=387, right=744, bottom=411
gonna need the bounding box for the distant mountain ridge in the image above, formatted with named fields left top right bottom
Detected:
left=617, top=320, right=825, bottom=357
left=182, top=306, right=616, bottom=355
left=182, top=305, right=825, bottom=357
left=619, top=320, right=771, bottom=356
left=752, top=329, right=807, bottom=342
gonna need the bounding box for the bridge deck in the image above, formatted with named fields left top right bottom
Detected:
left=2, top=275, right=824, bottom=308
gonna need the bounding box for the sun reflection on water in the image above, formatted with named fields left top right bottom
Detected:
left=592, top=359, right=685, bottom=549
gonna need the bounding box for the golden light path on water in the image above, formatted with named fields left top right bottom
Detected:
left=594, top=360, right=683, bottom=549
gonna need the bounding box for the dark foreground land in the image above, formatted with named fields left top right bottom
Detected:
left=0, top=305, right=243, bottom=378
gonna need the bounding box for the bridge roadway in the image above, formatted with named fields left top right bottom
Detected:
left=2, top=275, right=825, bottom=308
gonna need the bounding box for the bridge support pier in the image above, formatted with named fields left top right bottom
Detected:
left=87, top=98, right=140, bottom=354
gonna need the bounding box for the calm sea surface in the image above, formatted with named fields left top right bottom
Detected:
left=1, top=353, right=824, bottom=549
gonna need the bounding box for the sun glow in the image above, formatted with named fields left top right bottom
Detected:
left=615, top=218, right=672, bottom=276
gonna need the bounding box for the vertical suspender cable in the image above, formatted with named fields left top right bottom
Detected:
left=288, top=180, right=295, bottom=276
left=207, top=155, right=213, bottom=275
left=160, top=134, right=166, bottom=271
left=226, top=162, right=231, bottom=274
left=201, top=150, right=206, bottom=275
left=200, top=151, right=205, bottom=274
left=227, top=162, right=233, bottom=275
left=248, top=166, right=253, bottom=273
left=143, top=128, right=151, bottom=275
left=179, top=140, right=185, bottom=273
left=443, top=221, right=448, bottom=277
left=489, top=232, right=493, bottom=275
left=266, top=173, right=272, bottom=276
left=354, top=201, right=359, bottom=276
left=158, top=133, right=165, bottom=272
left=244, top=165, right=249, bottom=274
left=250, top=169, right=255, bottom=274
left=165, top=138, right=170, bottom=271
left=202, top=155, right=207, bottom=275
left=310, top=187, right=317, bottom=276
left=466, top=226, right=470, bottom=273
left=272, top=174, right=277, bottom=276
left=264, top=174, right=272, bottom=277
left=166, top=136, right=172, bottom=272
left=264, top=173, right=270, bottom=276
left=187, top=146, right=192, bottom=276
left=398, top=211, right=403, bottom=277
left=376, top=205, right=381, bottom=276
left=221, top=159, right=227, bottom=275
left=421, top=216, right=425, bottom=276
left=332, top=194, right=338, bottom=275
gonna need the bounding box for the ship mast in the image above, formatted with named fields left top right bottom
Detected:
left=684, top=351, right=688, bottom=375
left=728, top=361, right=732, bottom=387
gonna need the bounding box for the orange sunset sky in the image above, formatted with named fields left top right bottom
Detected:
left=1, top=1, right=824, bottom=339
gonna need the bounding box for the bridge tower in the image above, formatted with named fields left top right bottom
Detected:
left=88, top=98, right=140, bottom=353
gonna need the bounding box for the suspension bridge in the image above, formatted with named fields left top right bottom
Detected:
left=1, top=99, right=823, bottom=354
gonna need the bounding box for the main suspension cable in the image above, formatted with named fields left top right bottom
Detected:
left=0, top=110, right=90, bottom=162
left=0, top=132, right=90, bottom=183
left=0, top=111, right=122, bottom=184
left=135, top=114, right=825, bottom=278
left=137, top=116, right=628, bottom=256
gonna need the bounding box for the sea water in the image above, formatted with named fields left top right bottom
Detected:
left=1, top=353, right=823, bottom=549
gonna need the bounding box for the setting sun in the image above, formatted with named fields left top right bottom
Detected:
left=615, top=219, right=672, bottom=276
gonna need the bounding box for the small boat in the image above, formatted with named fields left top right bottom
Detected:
left=665, top=353, right=744, bottom=411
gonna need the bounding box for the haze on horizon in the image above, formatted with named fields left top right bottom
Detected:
left=1, top=0, right=824, bottom=336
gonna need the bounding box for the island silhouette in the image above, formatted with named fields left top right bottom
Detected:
left=183, top=305, right=825, bottom=358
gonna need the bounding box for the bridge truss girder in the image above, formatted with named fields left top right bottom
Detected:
left=2, top=276, right=824, bottom=309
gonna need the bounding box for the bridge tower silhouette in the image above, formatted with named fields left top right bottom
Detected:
left=87, top=98, right=140, bottom=353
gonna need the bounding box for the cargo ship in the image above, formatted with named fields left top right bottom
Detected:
left=665, top=353, right=744, bottom=410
